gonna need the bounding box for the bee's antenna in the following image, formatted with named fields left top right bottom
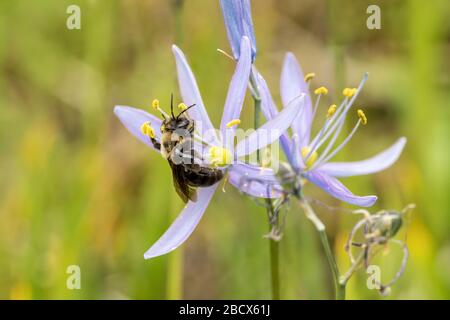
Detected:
left=177, top=104, right=196, bottom=118
left=170, top=93, right=175, bottom=118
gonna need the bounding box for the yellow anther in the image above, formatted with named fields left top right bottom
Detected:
left=357, top=109, right=368, bottom=125
left=141, top=122, right=155, bottom=138
left=343, top=88, right=357, bottom=98
left=327, top=104, right=337, bottom=118
left=178, top=103, right=187, bottom=110
left=301, top=146, right=318, bottom=169
left=209, top=146, right=232, bottom=166
left=226, top=119, right=241, bottom=128
left=314, top=86, right=328, bottom=95
left=152, top=99, right=160, bottom=110
left=304, top=73, right=316, bottom=82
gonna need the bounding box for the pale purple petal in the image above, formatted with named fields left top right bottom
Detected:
left=219, top=0, right=257, bottom=60
left=228, top=162, right=282, bottom=198
left=172, top=45, right=217, bottom=140
left=114, top=105, right=162, bottom=150
left=280, top=52, right=313, bottom=147
left=305, top=170, right=377, bottom=207
left=256, top=70, right=292, bottom=161
left=319, top=138, right=407, bottom=177
left=144, top=184, right=218, bottom=259
left=235, top=94, right=305, bottom=157
left=220, top=36, right=252, bottom=138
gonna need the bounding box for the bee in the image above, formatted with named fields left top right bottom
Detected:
left=148, top=95, right=224, bottom=203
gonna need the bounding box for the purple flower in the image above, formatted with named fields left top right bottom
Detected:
left=255, top=52, right=406, bottom=207
left=114, top=38, right=305, bottom=259
left=219, top=0, right=257, bottom=61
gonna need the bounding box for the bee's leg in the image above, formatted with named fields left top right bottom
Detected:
left=150, top=137, right=161, bottom=151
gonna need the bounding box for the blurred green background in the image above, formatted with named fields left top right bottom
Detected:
left=0, top=0, right=449, bottom=299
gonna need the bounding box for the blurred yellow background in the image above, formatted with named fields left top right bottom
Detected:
left=0, top=0, right=448, bottom=299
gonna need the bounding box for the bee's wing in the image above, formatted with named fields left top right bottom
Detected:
left=168, top=162, right=198, bottom=203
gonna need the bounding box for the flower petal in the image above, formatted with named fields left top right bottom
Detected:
left=172, top=45, right=217, bottom=139
left=114, top=105, right=162, bottom=150
left=305, top=170, right=377, bottom=207
left=220, top=37, right=252, bottom=138
left=228, top=162, right=282, bottom=198
left=219, top=0, right=257, bottom=60
left=319, top=137, right=407, bottom=177
left=235, top=94, right=305, bottom=157
left=256, top=70, right=292, bottom=161
left=144, top=184, right=218, bottom=259
left=280, top=52, right=313, bottom=147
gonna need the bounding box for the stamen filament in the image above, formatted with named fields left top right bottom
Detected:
left=312, top=119, right=362, bottom=169
left=313, top=119, right=345, bottom=167
left=151, top=98, right=171, bottom=118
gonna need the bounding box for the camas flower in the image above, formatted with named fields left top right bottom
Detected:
left=254, top=52, right=406, bottom=207
left=219, top=0, right=257, bottom=61
left=114, top=37, right=305, bottom=259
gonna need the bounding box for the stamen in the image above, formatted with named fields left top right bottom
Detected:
left=304, top=73, right=316, bottom=82
left=151, top=98, right=170, bottom=118
left=312, top=93, right=322, bottom=119
left=307, top=99, right=347, bottom=157
left=308, top=73, right=369, bottom=151
left=178, top=103, right=188, bottom=110
left=343, top=87, right=357, bottom=98
left=327, top=104, right=337, bottom=118
left=357, top=109, right=368, bottom=125
left=209, top=146, right=232, bottom=167
left=226, top=119, right=241, bottom=128
left=314, top=86, right=328, bottom=95
left=141, top=122, right=155, bottom=139
left=217, top=48, right=235, bottom=61
left=152, top=99, right=160, bottom=110
left=301, top=146, right=318, bottom=169
left=313, top=119, right=362, bottom=168
left=313, top=119, right=344, bottom=167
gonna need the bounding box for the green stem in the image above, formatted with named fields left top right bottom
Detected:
left=269, top=236, right=280, bottom=300
left=299, top=198, right=345, bottom=300
left=249, top=67, right=280, bottom=300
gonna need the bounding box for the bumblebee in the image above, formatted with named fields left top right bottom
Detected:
left=144, top=95, right=223, bottom=203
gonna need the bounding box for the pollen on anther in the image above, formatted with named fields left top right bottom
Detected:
left=343, top=88, right=357, bottom=98
left=357, top=109, right=368, bottom=125
left=327, top=104, right=337, bottom=118
left=152, top=99, right=160, bottom=110
left=178, top=103, right=187, bottom=110
left=314, top=86, right=328, bottom=95
left=304, top=73, right=316, bottom=82
left=141, top=122, right=155, bottom=138
left=226, top=119, right=241, bottom=128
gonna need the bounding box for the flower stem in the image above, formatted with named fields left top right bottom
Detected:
left=249, top=67, right=280, bottom=300
left=299, top=198, right=345, bottom=300
left=269, top=234, right=280, bottom=299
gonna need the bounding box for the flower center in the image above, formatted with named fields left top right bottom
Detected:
left=209, top=146, right=232, bottom=166
left=301, top=146, right=318, bottom=169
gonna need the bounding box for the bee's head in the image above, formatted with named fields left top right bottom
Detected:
left=162, top=115, right=192, bottom=132
left=154, top=94, right=196, bottom=133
